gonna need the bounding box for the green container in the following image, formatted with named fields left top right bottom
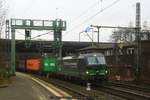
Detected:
left=42, top=57, right=58, bottom=73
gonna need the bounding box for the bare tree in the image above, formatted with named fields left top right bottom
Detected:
left=0, top=0, right=7, bottom=38
left=110, top=22, right=135, bottom=44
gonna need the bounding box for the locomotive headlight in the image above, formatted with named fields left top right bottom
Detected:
left=105, top=70, right=108, bottom=74
left=86, top=71, right=89, bottom=74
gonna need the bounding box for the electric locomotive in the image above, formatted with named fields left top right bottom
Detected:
left=58, top=53, right=108, bottom=81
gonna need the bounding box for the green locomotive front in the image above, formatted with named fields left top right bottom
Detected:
left=58, top=53, right=108, bottom=81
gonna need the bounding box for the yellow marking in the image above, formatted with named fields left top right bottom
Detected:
left=32, top=85, right=47, bottom=100
left=36, top=78, right=71, bottom=97
left=32, top=78, right=62, bottom=97
left=39, top=96, right=46, bottom=100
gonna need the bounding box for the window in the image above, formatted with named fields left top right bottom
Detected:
left=87, top=56, right=106, bottom=65
left=87, top=57, right=97, bottom=65
left=97, top=57, right=106, bottom=64
left=127, top=48, right=134, bottom=55
left=119, top=49, right=123, bottom=55
left=63, top=59, right=78, bottom=68
left=105, top=50, right=111, bottom=56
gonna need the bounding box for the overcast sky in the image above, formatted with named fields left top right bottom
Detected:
left=5, top=0, right=150, bottom=42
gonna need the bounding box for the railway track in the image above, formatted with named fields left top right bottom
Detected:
left=106, top=81, right=150, bottom=94
left=93, top=81, right=150, bottom=100
left=31, top=74, right=127, bottom=100
left=32, top=75, right=100, bottom=100
left=30, top=73, right=150, bottom=100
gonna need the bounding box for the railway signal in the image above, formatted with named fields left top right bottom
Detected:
left=25, top=29, right=31, bottom=48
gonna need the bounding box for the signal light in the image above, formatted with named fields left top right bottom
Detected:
left=25, top=29, right=31, bottom=37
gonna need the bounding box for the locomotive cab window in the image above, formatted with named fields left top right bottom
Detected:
left=86, top=56, right=106, bottom=65
left=97, top=56, right=106, bottom=65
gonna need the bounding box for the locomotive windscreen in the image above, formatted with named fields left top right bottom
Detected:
left=86, top=56, right=106, bottom=65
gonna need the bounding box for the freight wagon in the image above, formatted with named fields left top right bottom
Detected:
left=25, top=56, right=59, bottom=76
left=26, top=58, right=41, bottom=71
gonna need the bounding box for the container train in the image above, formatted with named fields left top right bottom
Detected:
left=17, top=53, right=108, bottom=81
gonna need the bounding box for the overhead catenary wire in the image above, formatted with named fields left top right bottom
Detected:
left=100, top=0, right=103, bottom=11
left=16, top=30, right=53, bottom=39
left=71, top=0, right=101, bottom=23
left=31, top=31, right=53, bottom=39
left=16, top=31, right=53, bottom=44
left=64, top=0, right=121, bottom=36
left=22, top=0, right=38, bottom=16
left=16, top=31, right=25, bottom=36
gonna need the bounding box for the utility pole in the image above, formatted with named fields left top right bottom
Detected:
left=5, top=20, right=11, bottom=76
left=79, top=31, right=84, bottom=42
left=11, top=28, right=16, bottom=76
left=135, top=2, right=141, bottom=81
left=53, top=19, right=66, bottom=60
left=90, top=25, right=101, bottom=46
left=54, top=19, right=61, bottom=59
